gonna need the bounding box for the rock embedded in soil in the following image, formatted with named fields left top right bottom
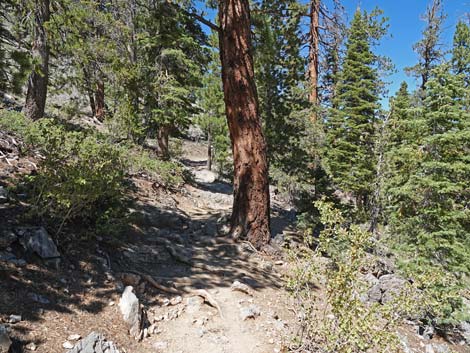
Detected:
left=8, top=314, right=21, bottom=323
left=240, top=304, right=261, bottom=320
left=231, top=280, right=253, bottom=296
left=118, top=286, right=142, bottom=339
left=25, top=342, right=37, bottom=351
left=16, top=226, right=60, bottom=259
left=65, top=332, right=121, bottom=353
left=0, top=186, right=8, bottom=203
left=0, top=325, right=11, bottom=353
left=0, top=229, right=16, bottom=248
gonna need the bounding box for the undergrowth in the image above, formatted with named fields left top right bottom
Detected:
left=0, top=109, right=185, bottom=232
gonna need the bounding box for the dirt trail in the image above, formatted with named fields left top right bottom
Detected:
left=0, top=139, right=296, bottom=353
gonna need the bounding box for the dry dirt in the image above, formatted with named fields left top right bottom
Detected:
left=1, top=136, right=469, bottom=353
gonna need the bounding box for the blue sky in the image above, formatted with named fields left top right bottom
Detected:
left=335, top=0, right=469, bottom=98
left=196, top=0, right=469, bottom=100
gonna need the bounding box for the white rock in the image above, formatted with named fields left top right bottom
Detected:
left=63, top=341, right=74, bottom=349
left=118, top=286, right=141, bottom=338
left=25, top=342, right=37, bottom=351
left=67, top=334, right=81, bottom=341
left=231, top=280, right=253, bottom=296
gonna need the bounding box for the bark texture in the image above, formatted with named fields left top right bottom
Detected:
left=24, top=0, right=50, bottom=120
left=308, top=0, right=320, bottom=122
left=94, top=78, right=105, bottom=120
left=218, top=0, right=271, bottom=249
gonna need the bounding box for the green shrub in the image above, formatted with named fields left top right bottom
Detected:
left=26, top=119, right=127, bottom=230
left=286, top=200, right=419, bottom=353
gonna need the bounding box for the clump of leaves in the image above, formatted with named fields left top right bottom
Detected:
left=287, top=199, right=419, bottom=353
left=26, top=119, right=127, bottom=231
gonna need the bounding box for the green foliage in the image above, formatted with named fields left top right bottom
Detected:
left=382, top=63, right=470, bottom=324
left=0, top=110, right=126, bottom=228
left=287, top=200, right=416, bottom=353
left=323, top=9, right=387, bottom=215
left=195, top=33, right=231, bottom=175
left=452, top=20, right=470, bottom=87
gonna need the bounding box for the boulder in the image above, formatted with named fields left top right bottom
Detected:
left=118, top=286, right=142, bottom=339
left=0, top=229, right=17, bottom=249
left=378, top=274, right=407, bottom=303
left=16, top=227, right=60, bottom=259
left=193, top=169, right=217, bottom=184
left=66, top=332, right=120, bottom=353
left=0, top=325, right=11, bottom=353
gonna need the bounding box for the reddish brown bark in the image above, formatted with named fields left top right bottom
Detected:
left=308, top=0, right=320, bottom=123
left=24, top=0, right=50, bottom=120
left=94, top=78, right=105, bottom=120
left=218, top=0, right=271, bottom=249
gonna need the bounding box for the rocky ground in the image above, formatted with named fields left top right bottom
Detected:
left=0, top=131, right=469, bottom=353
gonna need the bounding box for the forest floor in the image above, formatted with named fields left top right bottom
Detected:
left=0, top=134, right=469, bottom=353
left=0, top=138, right=297, bottom=353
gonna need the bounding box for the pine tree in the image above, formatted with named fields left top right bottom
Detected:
left=196, top=33, right=229, bottom=172
left=452, top=20, right=470, bottom=88
left=406, top=0, right=445, bottom=91
left=323, top=9, right=385, bottom=214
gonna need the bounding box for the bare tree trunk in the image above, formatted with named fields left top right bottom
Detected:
left=82, top=66, right=96, bottom=117
left=157, top=125, right=170, bottom=160
left=218, top=0, right=271, bottom=249
left=207, top=129, right=212, bottom=171
left=308, top=0, right=320, bottom=123
left=24, top=0, right=50, bottom=120
left=95, top=78, right=105, bottom=120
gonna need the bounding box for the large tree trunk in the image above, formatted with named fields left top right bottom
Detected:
left=24, top=0, right=50, bottom=120
left=308, top=0, right=320, bottom=122
left=218, top=0, right=271, bottom=249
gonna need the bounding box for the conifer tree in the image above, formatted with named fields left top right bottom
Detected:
left=406, top=0, right=445, bottom=91
left=452, top=20, right=470, bottom=87
left=323, top=9, right=385, bottom=214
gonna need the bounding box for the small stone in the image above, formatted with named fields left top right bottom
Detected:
left=170, top=296, right=182, bottom=305
left=143, top=328, right=149, bottom=338
left=62, top=341, right=74, bottom=349
left=25, top=342, right=37, bottom=351
left=153, top=341, right=168, bottom=351
left=240, top=305, right=261, bottom=320
left=231, top=280, right=253, bottom=296
left=28, top=293, right=50, bottom=304
left=8, top=314, right=21, bottom=323
left=162, top=298, right=170, bottom=306
left=109, top=301, right=115, bottom=306
left=67, top=334, right=81, bottom=341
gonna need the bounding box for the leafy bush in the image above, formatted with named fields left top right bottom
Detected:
left=25, top=119, right=126, bottom=230
left=286, top=200, right=419, bottom=353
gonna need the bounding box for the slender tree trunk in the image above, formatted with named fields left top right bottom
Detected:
left=207, top=129, right=212, bottom=171
left=94, top=78, right=105, bottom=120
left=218, top=0, right=271, bottom=249
left=24, top=0, right=50, bottom=120
left=157, top=125, right=170, bottom=160
left=82, top=66, right=96, bottom=117
left=308, top=0, right=320, bottom=122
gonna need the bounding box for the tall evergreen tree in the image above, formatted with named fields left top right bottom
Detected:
left=323, top=9, right=385, bottom=214
left=452, top=20, right=470, bottom=88
left=406, top=0, right=445, bottom=91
